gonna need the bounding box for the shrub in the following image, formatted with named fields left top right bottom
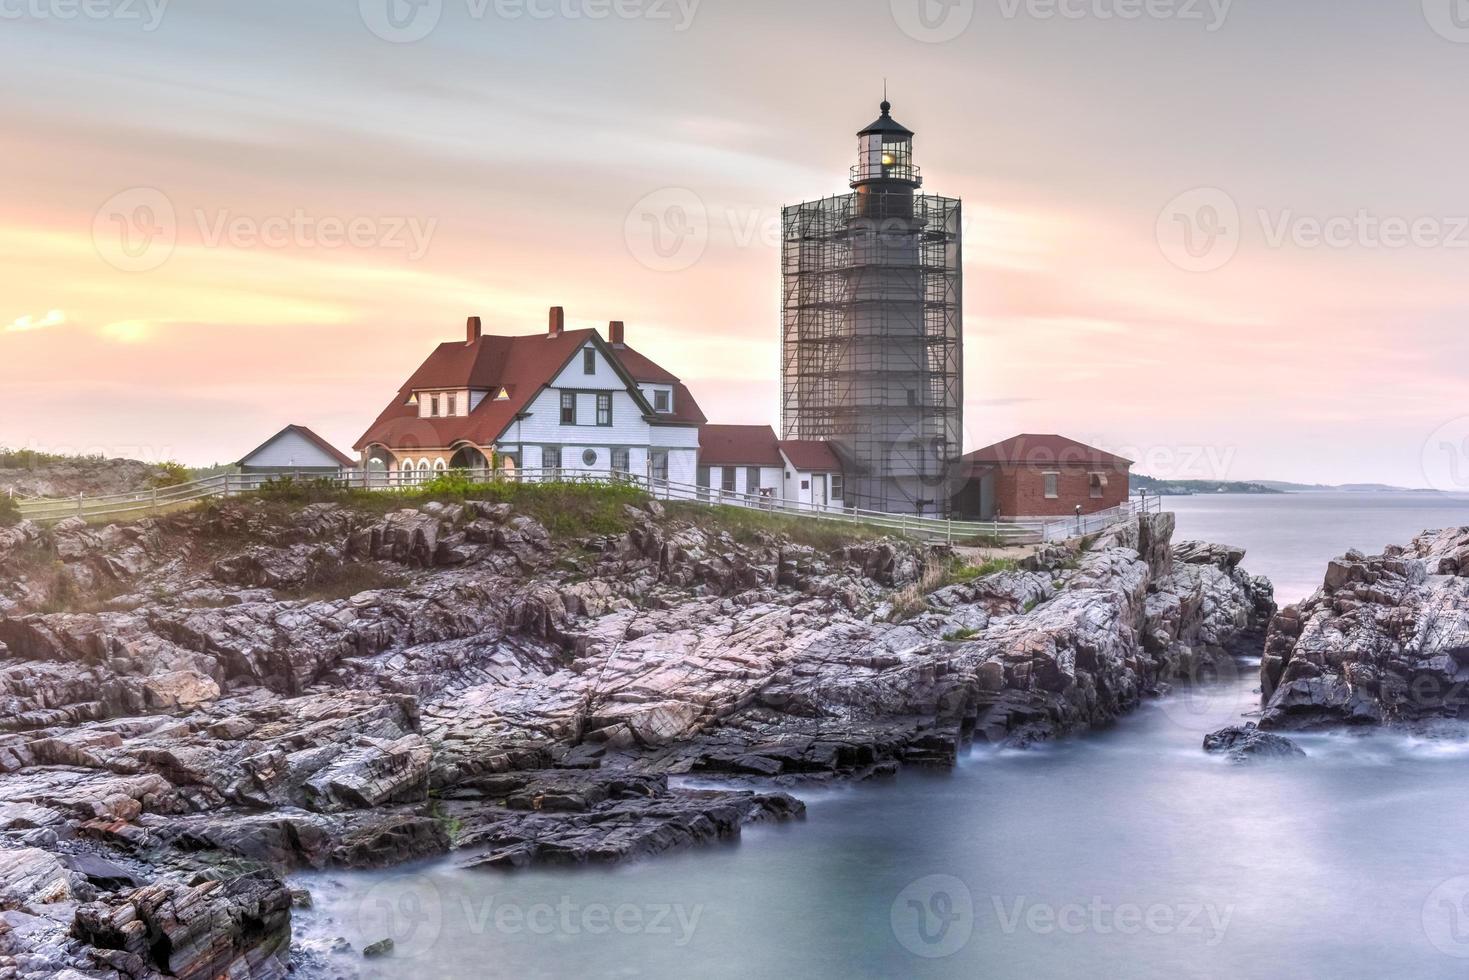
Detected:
left=0, top=495, right=19, bottom=527
left=257, top=476, right=359, bottom=504
left=150, top=461, right=191, bottom=488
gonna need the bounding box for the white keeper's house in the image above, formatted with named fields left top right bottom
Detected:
left=354, top=308, right=706, bottom=483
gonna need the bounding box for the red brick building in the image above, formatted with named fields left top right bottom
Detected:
left=953, top=434, right=1133, bottom=520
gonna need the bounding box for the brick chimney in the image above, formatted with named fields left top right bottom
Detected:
left=609, top=321, right=625, bottom=347
left=548, top=306, right=565, bottom=337
left=466, top=315, right=482, bottom=345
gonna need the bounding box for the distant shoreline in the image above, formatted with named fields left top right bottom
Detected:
left=1135, top=477, right=1445, bottom=497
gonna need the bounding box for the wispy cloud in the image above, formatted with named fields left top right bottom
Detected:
left=5, top=309, right=64, bottom=333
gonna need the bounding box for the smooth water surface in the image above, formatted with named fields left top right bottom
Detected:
left=296, top=493, right=1469, bottom=979
left=1165, top=490, right=1469, bottom=603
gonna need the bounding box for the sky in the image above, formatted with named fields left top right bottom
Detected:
left=3, top=0, right=1468, bottom=487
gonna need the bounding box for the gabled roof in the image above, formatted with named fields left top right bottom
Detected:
left=616, top=344, right=708, bottom=425
left=964, top=434, right=1133, bottom=469
left=779, top=440, right=842, bottom=473
left=613, top=345, right=679, bottom=385
left=355, top=323, right=703, bottom=452
left=356, top=329, right=599, bottom=451
left=240, top=425, right=356, bottom=468
left=699, top=424, right=783, bottom=467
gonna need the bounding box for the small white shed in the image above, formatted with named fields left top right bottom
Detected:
left=238, top=425, right=355, bottom=475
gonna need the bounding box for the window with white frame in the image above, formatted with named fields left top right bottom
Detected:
left=831, top=473, right=844, bottom=501
left=721, top=467, right=736, bottom=493
left=654, top=390, right=671, bottom=413
left=746, top=467, right=760, bottom=492
left=612, top=448, right=629, bottom=474
left=1044, top=472, right=1060, bottom=499
left=650, top=450, right=669, bottom=482
left=544, top=447, right=562, bottom=473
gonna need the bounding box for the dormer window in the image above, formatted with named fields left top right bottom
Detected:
left=445, top=393, right=457, bottom=417
left=430, top=394, right=440, bottom=418
left=654, top=390, right=671, bottom=413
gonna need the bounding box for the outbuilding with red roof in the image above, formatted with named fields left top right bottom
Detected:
left=697, top=424, right=848, bottom=508
left=953, top=434, right=1133, bottom=520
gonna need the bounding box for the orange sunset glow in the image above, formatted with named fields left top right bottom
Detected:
left=4, top=1, right=1467, bottom=486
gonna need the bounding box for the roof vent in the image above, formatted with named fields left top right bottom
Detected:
left=549, top=306, right=565, bottom=337
left=466, top=316, right=482, bottom=345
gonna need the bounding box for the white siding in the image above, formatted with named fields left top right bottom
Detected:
left=552, top=345, right=625, bottom=391
left=639, top=384, right=676, bottom=415
left=779, top=460, right=844, bottom=510
left=493, top=366, right=698, bottom=483
left=242, top=429, right=346, bottom=470
left=709, top=465, right=783, bottom=498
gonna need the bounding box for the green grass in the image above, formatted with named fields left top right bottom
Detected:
left=664, top=501, right=885, bottom=550
left=970, top=557, right=1019, bottom=578
left=248, top=475, right=649, bottom=539
left=943, top=626, right=980, bottom=642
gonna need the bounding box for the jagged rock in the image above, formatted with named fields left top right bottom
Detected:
left=0, top=848, right=89, bottom=909
left=1203, top=723, right=1305, bottom=763
left=363, top=937, right=394, bottom=958
left=73, top=873, right=291, bottom=979
left=1175, top=540, right=1247, bottom=569
left=0, top=494, right=1273, bottom=971
left=1260, top=527, right=1469, bottom=730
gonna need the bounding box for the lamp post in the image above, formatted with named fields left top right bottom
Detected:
left=1075, top=503, right=1083, bottom=535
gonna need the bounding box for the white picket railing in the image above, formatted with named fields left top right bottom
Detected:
left=12, top=467, right=1161, bottom=544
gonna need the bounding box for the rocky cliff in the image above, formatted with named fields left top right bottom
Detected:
left=0, top=492, right=1271, bottom=977
left=1259, top=527, right=1469, bottom=729
left=0, top=455, right=179, bottom=500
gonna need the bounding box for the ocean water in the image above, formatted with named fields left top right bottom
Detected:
left=294, top=493, right=1469, bottom=980
left=1166, top=491, right=1469, bottom=603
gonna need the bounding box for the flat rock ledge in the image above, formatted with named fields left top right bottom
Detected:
left=0, top=498, right=1272, bottom=977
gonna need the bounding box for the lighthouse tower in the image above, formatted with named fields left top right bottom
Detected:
left=780, top=100, right=963, bottom=516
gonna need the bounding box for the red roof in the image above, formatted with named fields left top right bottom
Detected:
left=240, top=425, right=356, bottom=468
left=614, top=345, right=706, bottom=425
left=779, top=440, right=842, bottom=472
left=699, top=425, right=783, bottom=466
left=355, top=325, right=703, bottom=452
left=964, top=434, right=1133, bottom=469
left=613, top=345, right=679, bottom=385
